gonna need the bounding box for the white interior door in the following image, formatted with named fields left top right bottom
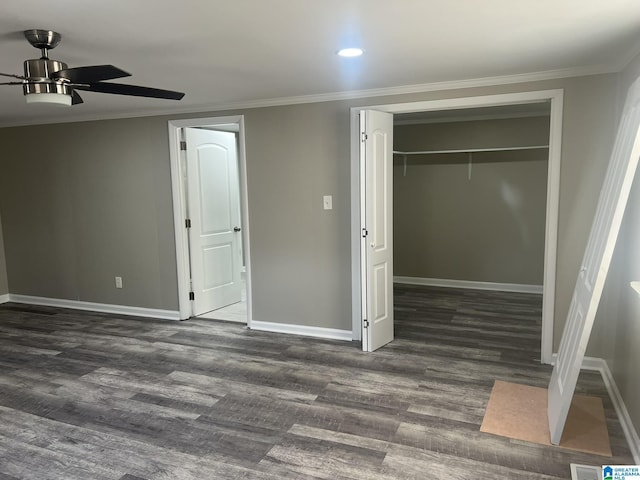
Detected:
left=185, top=127, right=243, bottom=316
left=548, top=77, right=640, bottom=444
left=360, top=110, right=394, bottom=352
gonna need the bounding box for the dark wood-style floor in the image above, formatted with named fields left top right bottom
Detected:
left=0, top=285, right=633, bottom=479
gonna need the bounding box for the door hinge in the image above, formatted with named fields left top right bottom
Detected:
left=362, top=228, right=368, bottom=238
left=363, top=319, right=370, bottom=328
left=185, top=219, right=191, bottom=228
left=361, top=132, right=368, bottom=142
left=189, top=291, right=195, bottom=300
left=180, top=141, right=187, bottom=151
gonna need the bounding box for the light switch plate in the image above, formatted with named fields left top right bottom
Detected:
left=323, top=195, right=333, bottom=210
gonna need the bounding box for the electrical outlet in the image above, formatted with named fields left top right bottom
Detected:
left=115, top=276, right=123, bottom=289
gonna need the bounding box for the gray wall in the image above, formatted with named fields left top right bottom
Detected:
left=0, top=215, right=8, bottom=296
left=393, top=117, right=549, bottom=285
left=0, top=117, right=178, bottom=309
left=590, top=53, right=640, bottom=442
left=244, top=103, right=352, bottom=329
left=0, top=73, right=619, bottom=339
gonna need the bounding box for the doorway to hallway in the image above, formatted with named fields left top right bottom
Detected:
left=168, top=116, right=252, bottom=325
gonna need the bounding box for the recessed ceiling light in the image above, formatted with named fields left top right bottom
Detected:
left=337, top=47, right=364, bottom=58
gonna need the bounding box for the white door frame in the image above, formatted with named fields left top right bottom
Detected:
left=168, top=115, right=252, bottom=325
left=350, top=89, right=564, bottom=364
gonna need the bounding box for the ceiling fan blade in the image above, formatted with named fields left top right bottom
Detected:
left=71, top=90, right=84, bottom=105
left=0, top=72, right=25, bottom=80
left=51, top=65, right=131, bottom=83
left=74, top=82, right=185, bottom=100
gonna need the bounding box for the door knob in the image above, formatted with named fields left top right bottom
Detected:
left=234, top=226, right=241, bottom=232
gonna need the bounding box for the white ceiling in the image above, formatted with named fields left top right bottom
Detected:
left=1, top=0, right=640, bottom=127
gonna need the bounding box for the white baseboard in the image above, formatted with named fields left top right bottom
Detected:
left=552, top=354, right=640, bottom=463
left=250, top=320, right=353, bottom=341
left=7, top=294, right=181, bottom=321
left=0, top=294, right=9, bottom=304
left=582, top=357, right=640, bottom=463
left=393, top=276, right=543, bottom=294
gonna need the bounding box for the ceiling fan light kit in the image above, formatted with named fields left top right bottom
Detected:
left=25, top=92, right=72, bottom=106
left=23, top=56, right=73, bottom=106
left=0, top=29, right=185, bottom=107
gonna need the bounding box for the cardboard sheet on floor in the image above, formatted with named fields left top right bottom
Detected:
left=480, top=380, right=611, bottom=457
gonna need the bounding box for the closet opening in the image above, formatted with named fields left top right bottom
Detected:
left=392, top=105, right=550, bottom=292
left=350, top=90, right=563, bottom=363
left=392, top=105, right=551, bottom=361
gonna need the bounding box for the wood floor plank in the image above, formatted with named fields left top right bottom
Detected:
left=261, top=432, right=390, bottom=480
left=0, top=285, right=634, bottom=479
left=0, top=434, right=121, bottom=480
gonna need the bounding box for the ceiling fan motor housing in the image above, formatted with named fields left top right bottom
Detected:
left=22, top=58, right=72, bottom=96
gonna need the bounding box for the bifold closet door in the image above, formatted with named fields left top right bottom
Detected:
left=360, top=109, right=394, bottom=352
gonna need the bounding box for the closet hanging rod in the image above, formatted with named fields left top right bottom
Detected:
left=393, top=145, right=549, bottom=155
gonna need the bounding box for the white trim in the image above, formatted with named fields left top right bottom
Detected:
left=351, top=112, right=360, bottom=341
left=7, top=295, right=180, bottom=320
left=542, top=93, right=563, bottom=365
left=168, top=116, right=253, bottom=327
left=168, top=121, right=191, bottom=320
left=393, top=276, right=543, bottom=294
left=249, top=321, right=352, bottom=341
left=0, top=294, right=9, bottom=304
left=0, top=64, right=615, bottom=129
left=574, top=356, right=607, bottom=371
left=551, top=354, right=640, bottom=463
left=618, top=41, right=640, bottom=74
left=351, top=89, right=563, bottom=364
left=598, top=360, right=640, bottom=464
left=237, top=118, right=253, bottom=329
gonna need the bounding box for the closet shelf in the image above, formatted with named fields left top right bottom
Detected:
left=393, top=145, right=549, bottom=155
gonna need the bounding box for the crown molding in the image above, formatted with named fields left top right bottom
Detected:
left=616, top=40, right=640, bottom=73
left=0, top=63, right=619, bottom=129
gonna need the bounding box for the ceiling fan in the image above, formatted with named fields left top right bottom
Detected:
left=0, top=29, right=185, bottom=106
